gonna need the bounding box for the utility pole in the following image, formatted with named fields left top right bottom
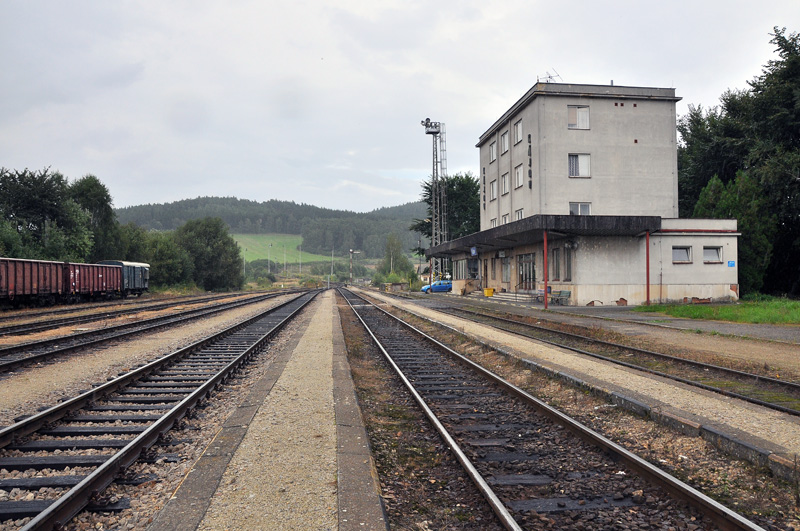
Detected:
left=268, top=243, right=272, bottom=273
left=349, top=249, right=360, bottom=282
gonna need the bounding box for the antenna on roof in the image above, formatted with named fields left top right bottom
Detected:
left=537, top=69, right=563, bottom=83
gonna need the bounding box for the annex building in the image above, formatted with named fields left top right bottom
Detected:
left=426, top=82, right=739, bottom=306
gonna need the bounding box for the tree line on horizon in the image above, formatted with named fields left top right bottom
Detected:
left=0, top=169, right=243, bottom=291
left=116, top=196, right=427, bottom=260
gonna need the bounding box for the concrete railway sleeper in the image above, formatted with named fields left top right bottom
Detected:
left=339, top=288, right=765, bottom=531
left=0, top=290, right=319, bottom=530
left=0, top=292, right=297, bottom=373
left=446, top=306, right=800, bottom=417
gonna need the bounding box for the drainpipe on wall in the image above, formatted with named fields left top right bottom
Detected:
left=543, top=230, right=548, bottom=310
left=646, top=231, right=651, bottom=306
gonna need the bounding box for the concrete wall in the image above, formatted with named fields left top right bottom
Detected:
left=450, top=226, right=738, bottom=306
left=479, top=83, right=679, bottom=231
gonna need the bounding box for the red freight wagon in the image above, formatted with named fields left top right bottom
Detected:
left=64, top=262, right=122, bottom=299
left=0, top=257, right=64, bottom=305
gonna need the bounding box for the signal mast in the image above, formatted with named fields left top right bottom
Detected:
left=421, top=118, right=448, bottom=281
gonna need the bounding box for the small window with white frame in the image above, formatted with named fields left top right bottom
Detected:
left=501, top=172, right=509, bottom=195
left=490, top=218, right=497, bottom=228
left=515, top=164, right=523, bottom=188
left=568, top=105, right=590, bottom=129
left=490, top=142, right=497, bottom=162
left=672, top=246, right=692, bottom=263
left=703, top=246, right=722, bottom=263
left=569, top=202, right=591, bottom=216
left=489, top=179, right=497, bottom=200
left=500, top=131, right=509, bottom=154
left=568, top=154, right=591, bottom=177
left=514, top=120, right=522, bottom=144
left=515, top=208, right=523, bottom=220
left=501, top=214, right=509, bottom=225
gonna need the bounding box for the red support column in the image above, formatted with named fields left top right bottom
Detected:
left=543, top=230, right=549, bottom=310
left=646, top=231, right=651, bottom=306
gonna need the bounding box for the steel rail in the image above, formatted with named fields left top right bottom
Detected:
left=13, top=290, right=318, bottom=530
left=0, top=292, right=270, bottom=336
left=342, top=288, right=766, bottom=531
left=0, top=292, right=295, bottom=373
left=449, top=307, right=800, bottom=416
left=339, top=289, right=522, bottom=531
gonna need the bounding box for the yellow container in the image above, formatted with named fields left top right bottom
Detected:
left=483, top=288, right=494, bottom=297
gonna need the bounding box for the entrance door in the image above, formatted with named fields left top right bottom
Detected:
left=517, top=253, right=535, bottom=291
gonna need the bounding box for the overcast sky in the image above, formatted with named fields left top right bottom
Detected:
left=1, top=2, right=796, bottom=212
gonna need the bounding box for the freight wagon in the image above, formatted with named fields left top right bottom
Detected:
left=97, top=260, right=149, bottom=297
left=0, top=257, right=150, bottom=308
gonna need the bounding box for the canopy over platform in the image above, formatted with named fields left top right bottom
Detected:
left=425, top=215, right=662, bottom=258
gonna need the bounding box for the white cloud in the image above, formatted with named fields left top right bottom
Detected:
left=0, top=0, right=797, bottom=211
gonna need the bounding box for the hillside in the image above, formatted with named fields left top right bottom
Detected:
left=115, top=196, right=427, bottom=259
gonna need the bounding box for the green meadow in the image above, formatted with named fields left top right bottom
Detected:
left=634, top=296, right=800, bottom=325
left=231, top=234, right=331, bottom=265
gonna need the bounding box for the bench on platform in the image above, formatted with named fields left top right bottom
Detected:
left=549, top=290, right=571, bottom=305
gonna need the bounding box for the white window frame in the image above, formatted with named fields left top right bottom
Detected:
left=568, top=153, right=591, bottom=178
left=500, top=131, right=509, bottom=154
left=489, top=179, right=497, bottom=200
left=568, top=105, right=590, bottom=130
left=501, top=214, right=509, bottom=225
left=501, top=172, right=509, bottom=195
left=672, top=246, right=692, bottom=264
left=703, top=247, right=722, bottom=263
left=490, top=142, right=497, bottom=162
left=515, top=208, right=524, bottom=220
left=490, top=218, right=497, bottom=228
left=569, top=202, right=591, bottom=216
left=514, top=164, right=523, bottom=188
left=514, top=120, right=522, bottom=144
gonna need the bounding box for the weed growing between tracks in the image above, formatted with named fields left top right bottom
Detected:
left=373, top=300, right=800, bottom=530
left=336, top=295, right=504, bottom=530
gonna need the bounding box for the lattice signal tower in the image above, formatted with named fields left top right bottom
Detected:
left=421, top=118, right=448, bottom=281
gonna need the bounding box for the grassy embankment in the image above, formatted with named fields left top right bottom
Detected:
left=634, top=296, right=800, bottom=325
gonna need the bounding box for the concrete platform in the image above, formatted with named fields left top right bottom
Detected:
left=148, top=291, right=387, bottom=531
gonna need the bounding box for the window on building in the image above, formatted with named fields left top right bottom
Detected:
left=672, top=246, right=692, bottom=263
left=501, top=214, right=509, bottom=225
left=568, top=105, right=590, bottom=129
left=569, top=202, right=591, bottom=215
left=500, top=131, right=509, bottom=154
left=490, top=218, right=497, bottom=228
left=515, top=208, right=524, bottom=220
left=550, top=248, right=561, bottom=280
left=489, top=180, right=497, bottom=200
left=703, top=247, right=722, bottom=263
left=490, top=142, right=497, bottom=162
left=491, top=258, right=496, bottom=280
left=501, top=257, right=511, bottom=283
left=501, top=173, right=509, bottom=195
left=568, top=154, right=591, bottom=177
left=454, top=259, right=467, bottom=280
left=514, top=120, right=523, bottom=144
left=515, top=164, right=524, bottom=188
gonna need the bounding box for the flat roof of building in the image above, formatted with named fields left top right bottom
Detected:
left=425, top=215, right=662, bottom=258
left=477, top=82, right=681, bottom=147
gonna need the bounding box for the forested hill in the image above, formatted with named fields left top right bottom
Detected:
left=115, top=196, right=427, bottom=258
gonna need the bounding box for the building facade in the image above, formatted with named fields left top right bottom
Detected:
left=427, top=82, right=739, bottom=306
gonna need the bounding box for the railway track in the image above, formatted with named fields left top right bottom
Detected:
left=435, top=305, right=800, bottom=417
left=339, top=288, right=764, bottom=530
left=0, top=290, right=319, bottom=530
left=0, top=292, right=297, bottom=373
left=0, top=292, right=266, bottom=336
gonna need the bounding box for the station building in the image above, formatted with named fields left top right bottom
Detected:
left=426, top=82, right=739, bottom=306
